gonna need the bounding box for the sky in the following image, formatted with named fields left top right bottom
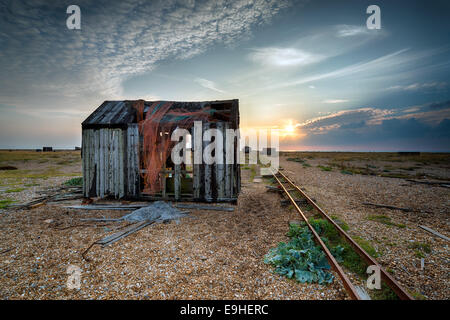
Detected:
left=0, top=0, right=449, bottom=151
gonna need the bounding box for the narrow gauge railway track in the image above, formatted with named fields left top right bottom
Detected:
left=272, top=169, right=413, bottom=300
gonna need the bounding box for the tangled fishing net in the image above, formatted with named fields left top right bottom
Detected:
left=133, top=100, right=214, bottom=194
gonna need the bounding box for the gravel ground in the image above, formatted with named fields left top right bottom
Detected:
left=0, top=153, right=448, bottom=300
left=0, top=168, right=347, bottom=300
left=280, top=155, right=449, bottom=300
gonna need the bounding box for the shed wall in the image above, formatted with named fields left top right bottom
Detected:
left=83, top=127, right=139, bottom=199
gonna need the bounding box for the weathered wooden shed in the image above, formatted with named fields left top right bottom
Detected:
left=81, top=99, right=240, bottom=202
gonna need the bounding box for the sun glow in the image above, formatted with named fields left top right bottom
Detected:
left=280, top=120, right=301, bottom=138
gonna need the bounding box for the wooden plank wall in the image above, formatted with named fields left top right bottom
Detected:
left=126, top=124, right=140, bottom=198
left=82, top=121, right=239, bottom=202
left=82, top=128, right=133, bottom=199
left=192, top=121, right=239, bottom=202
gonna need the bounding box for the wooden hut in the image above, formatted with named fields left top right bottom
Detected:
left=81, top=100, right=240, bottom=202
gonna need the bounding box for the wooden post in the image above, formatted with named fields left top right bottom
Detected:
left=174, top=164, right=181, bottom=201
left=203, top=123, right=212, bottom=201
left=216, top=122, right=225, bottom=199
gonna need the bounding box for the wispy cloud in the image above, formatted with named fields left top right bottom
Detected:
left=0, top=0, right=292, bottom=109
left=194, top=78, right=226, bottom=93
left=323, top=99, right=349, bottom=104
left=387, top=82, right=447, bottom=91
left=248, top=47, right=324, bottom=67
left=335, top=25, right=372, bottom=38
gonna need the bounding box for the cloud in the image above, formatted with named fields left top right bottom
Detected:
left=387, top=82, right=448, bottom=91
left=323, top=99, right=348, bottom=104
left=269, top=47, right=449, bottom=91
left=194, top=78, right=226, bottom=93
left=0, top=0, right=292, bottom=108
left=282, top=101, right=450, bottom=151
left=428, top=100, right=450, bottom=110
left=248, top=47, right=324, bottom=67
left=335, top=25, right=371, bottom=38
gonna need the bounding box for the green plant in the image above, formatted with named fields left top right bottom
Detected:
left=64, top=177, right=83, bottom=186
left=4, top=187, right=25, bottom=193
left=408, top=242, right=431, bottom=255
left=330, top=215, right=350, bottom=231
left=264, top=223, right=334, bottom=284
left=367, top=215, right=406, bottom=228
left=318, top=165, right=332, bottom=172
left=0, top=199, right=16, bottom=209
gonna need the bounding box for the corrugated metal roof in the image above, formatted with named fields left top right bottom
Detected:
left=82, top=99, right=239, bottom=129
left=82, top=101, right=136, bottom=128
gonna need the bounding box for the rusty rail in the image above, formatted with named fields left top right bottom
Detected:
left=274, top=170, right=414, bottom=300
left=272, top=171, right=361, bottom=300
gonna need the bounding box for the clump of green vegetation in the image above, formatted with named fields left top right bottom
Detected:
left=287, top=157, right=304, bottom=163
left=408, top=242, right=431, bottom=258
left=379, top=173, right=411, bottom=179
left=4, top=187, right=25, bottom=193
left=371, top=282, right=399, bottom=300
left=309, top=218, right=398, bottom=299
left=0, top=199, right=16, bottom=209
left=331, top=215, right=350, bottom=231
left=64, top=177, right=83, bottom=186
left=410, top=290, right=427, bottom=300
left=408, top=242, right=431, bottom=253
left=308, top=218, right=368, bottom=275
left=352, top=236, right=381, bottom=258
left=264, top=223, right=334, bottom=284
left=302, top=163, right=311, bottom=168
left=340, top=170, right=353, bottom=175
left=249, top=165, right=257, bottom=180
left=24, top=183, right=40, bottom=187
left=242, top=165, right=250, bottom=170
left=367, top=215, right=406, bottom=228
left=318, top=165, right=332, bottom=172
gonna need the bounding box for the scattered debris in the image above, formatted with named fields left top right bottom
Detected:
left=419, top=225, right=450, bottom=241
left=65, top=204, right=145, bottom=210
left=281, top=199, right=308, bottom=207
left=82, top=220, right=157, bottom=261
left=174, top=203, right=235, bottom=212
left=265, top=186, right=281, bottom=192
left=0, top=248, right=13, bottom=255
left=122, top=202, right=187, bottom=221
left=362, top=202, right=413, bottom=212
left=80, top=202, right=188, bottom=261
left=355, top=286, right=371, bottom=300
left=406, top=179, right=450, bottom=188
left=8, top=186, right=84, bottom=210
left=0, top=165, right=18, bottom=170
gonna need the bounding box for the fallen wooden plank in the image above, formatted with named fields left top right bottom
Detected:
left=174, top=203, right=235, bottom=212
left=419, top=225, right=450, bottom=241
left=406, top=179, right=450, bottom=188
left=82, top=219, right=158, bottom=261
left=99, top=219, right=157, bottom=246
left=80, top=218, right=123, bottom=222
left=65, top=204, right=146, bottom=210
left=362, top=202, right=413, bottom=212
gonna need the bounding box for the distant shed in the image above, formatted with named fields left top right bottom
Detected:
left=81, top=100, right=240, bottom=202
